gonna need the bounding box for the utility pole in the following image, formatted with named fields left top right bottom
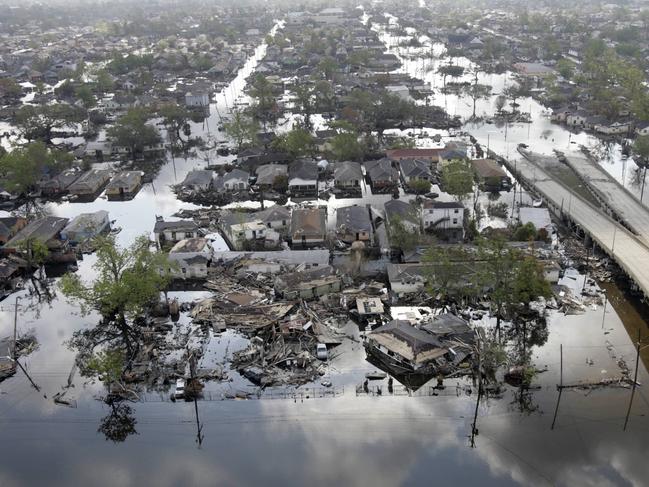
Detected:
left=551, top=344, right=563, bottom=430
left=12, top=296, right=20, bottom=360
left=623, top=331, right=642, bottom=431
left=470, top=337, right=483, bottom=448
left=189, top=352, right=204, bottom=447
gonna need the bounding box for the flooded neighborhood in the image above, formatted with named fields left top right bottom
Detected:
left=2, top=0, right=649, bottom=485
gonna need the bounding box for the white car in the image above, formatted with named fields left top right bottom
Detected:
left=174, top=378, right=185, bottom=399
left=316, top=343, right=328, bottom=361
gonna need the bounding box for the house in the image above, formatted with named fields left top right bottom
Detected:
left=386, top=148, right=444, bottom=164
left=364, top=158, right=398, bottom=192
left=364, top=320, right=448, bottom=375
left=168, top=238, right=212, bottom=279
left=255, top=164, right=287, bottom=188
left=0, top=258, right=22, bottom=289
left=386, top=263, right=428, bottom=296
left=60, top=211, right=110, bottom=243
left=221, top=168, right=249, bottom=191
left=0, top=217, right=28, bottom=245
left=519, top=207, right=553, bottom=236
left=399, top=159, right=433, bottom=189
left=219, top=210, right=280, bottom=250
left=421, top=201, right=464, bottom=242
left=39, top=169, right=81, bottom=196
left=384, top=199, right=420, bottom=233
left=335, top=205, right=373, bottom=243
left=438, top=148, right=468, bottom=167
left=180, top=170, right=214, bottom=192
left=105, top=171, right=143, bottom=198
left=288, top=160, right=318, bottom=196
left=471, top=159, right=511, bottom=191
left=333, top=161, right=363, bottom=195
left=185, top=91, right=210, bottom=109
left=153, top=219, right=201, bottom=249
left=82, top=141, right=112, bottom=161
left=256, top=206, right=291, bottom=234
left=290, top=208, right=327, bottom=248
left=4, top=216, right=69, bottom=254
left=67, top=169, right=112, bottom=197
left=566, top=111, right=589, bottom=127
left=274, top=265, right=341, bottom=299
left=636, top=121, right=649, bottom=136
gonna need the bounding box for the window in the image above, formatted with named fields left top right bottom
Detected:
left=454, top=209, right=459, bottom=214
left=453, top=219, right=458, bottom=225
left=182, top=268, right=186, bottom=274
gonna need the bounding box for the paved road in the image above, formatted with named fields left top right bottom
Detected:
left=564, top=153, right=649, bottom=247
left=511, top=151, right=649, bottom=298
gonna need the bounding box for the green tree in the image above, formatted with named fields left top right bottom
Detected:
left=271, top=127, right=316, bottom=159
left=75, top=85, right=96, bottom=110
left=249, top=74, right=276, bottom=127
left=0, top=141, right=72, bottom=194
left=14, top=104, right=85, bottom=142
left=386, top=214, right=420, bottom=252
left=107, top=108, right=160, bottom=161
left=223, top=109, right=259, bottom=152
left=634, top=135, right=649, bottom=163
left=291, top=83, right=315, bottom=129
left=60, top=235, right=175, bottom=355
left=159, top=103, right=192, bottom=150
left=441, top=159, right=474, bottom=202
left=0, top=78, right=23, bottom=100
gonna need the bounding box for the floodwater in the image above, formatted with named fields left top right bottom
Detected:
left=1, top=12, right=649, bottom=487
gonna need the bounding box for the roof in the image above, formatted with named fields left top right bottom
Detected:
left=471, top=159, right=507, bottom=179
left=182, top=170, right=214, bottom=186
left=106, top=171, right=142, bottom=189
left=369, top=320, right=446, bottom=364
left=67, top=169, right=111, bottom=190
left=255, top=164, right=287, bottom=184
left=384, top=199, right=418, bottom=222
left=0, top=259, right=20, bottom=279
left=290, top=208, right=326, bottom=237
left=421, top=313, right=472, bottom=338
left=386, top=148, right=443, bottom=160
left=336, top=205, right=372, bottom=233
left=153, top=219, right=199, bottom=233
left=62, top=211, right=109, bottom=234
left=356, top=297, right=384, bottom=315
left=170, top=237, right=209, bottom=253
left=519, top=207, right=552, bottom=231
left=399, top=158, right=432, bottom=178
left=289, top=160, right=318, bottom=181
left=333, top=161, right=363, bottom=181
left=223, top=168, right=249, bottom=182
left=422, top=200, right=464, bottom=209
left=256, top=205, right=291, bottom=223
left=364, top=158, right=397, bottom=181
left=5, top=216, right=69, bottom=248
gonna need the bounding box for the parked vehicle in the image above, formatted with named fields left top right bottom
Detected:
left=174, top=378, right=185, bottom=398
left=316, top=343, right=328, bottom=360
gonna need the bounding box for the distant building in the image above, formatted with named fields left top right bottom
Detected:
left=421, top=201, right=464, bottom=242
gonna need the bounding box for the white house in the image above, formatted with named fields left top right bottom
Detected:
left=421, top=201, right=464, bottom=242
left=168, top=238, right=212, bottom=279
left=222, top=168, right=249, bottom=191
left=219, top=210, right=280, bottom=250
left=185, top=91, right=209, bottom=108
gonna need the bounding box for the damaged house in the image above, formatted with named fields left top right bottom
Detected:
left=274, top=264, right=342, bottom=300
left=288, top=160, right=318, bottom=197
left=219, top=210, right=281, bottom=250
left=153, top=219, right=201, bottom=249
left=290, top=208, right=327, bottom=248
left=333, top=161, right=363, bottom=196
left=168, top=238, right=213, bottom=279
left=335, top=205, right=373, bottom=244
left=364, top=158, right=399, bottom=192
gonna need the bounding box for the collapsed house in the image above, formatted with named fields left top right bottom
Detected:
left=274, top=265, right=342, bottom=300
left=364, top=314, right=475, bottom=378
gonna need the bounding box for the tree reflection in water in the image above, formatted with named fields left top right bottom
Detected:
left=98, top=396, right=138, bottom=443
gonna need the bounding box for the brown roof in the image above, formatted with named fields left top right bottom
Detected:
left=386, top=148, right=444, bottom=161
left=471, top=159, right=507, bottom=178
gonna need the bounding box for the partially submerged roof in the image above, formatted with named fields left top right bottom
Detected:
left=153, top=219, right=199, bottom=233
left=291, top=208, right=326, bottom=237
left=369, top=320, right=446, bottom=364
left=5, top=216, right=69, bottom=248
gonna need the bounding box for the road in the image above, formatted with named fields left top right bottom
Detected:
left=563, top=153, right=649, bottom=247
left=512, top=151, right=649, bottom=298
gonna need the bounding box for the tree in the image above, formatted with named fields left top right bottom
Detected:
left=159, top=103, right=192, bottom=150
left=291, top=83, right=314, bottom=129
left=14, top=103, right=85, bottom=142
left=95, top=69, right=114, bottom=94
left=107, top=108, right=160, bottom=161
left=60, top=235, right=175, bottom=355
left=511, top=256, right=552, bottom=312
left=17, top=237, right=50, bottom=269
left=634, top=135, right=649, bottom=163
left=438, top=64, right=464, bottom=87
left=0, top=78, right=22, bottom=100
left=494, top=95, right=507, bottom=114
left=441, top=159, right=474, bottom=202
left=271, top=127, right=316, bottom=159
left=75, top=85, right=96, bottom=110
left=223, top=109, right=259, bottom=152
left=386, top=214, right=420, bottom=253
left=249, top=74, right=276, bottom=127
left=512, top=222, right=537, bottom=241
left=0, top=141, right=72, bottom=194
left=327, top=121, right=365, bottom=161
